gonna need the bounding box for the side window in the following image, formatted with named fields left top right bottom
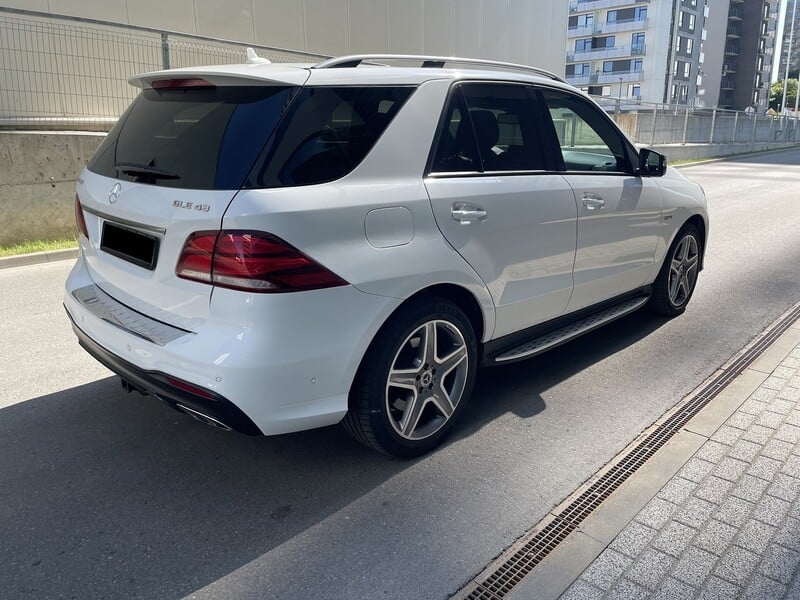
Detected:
left=540, top=88, right=631, bottom=173
left=460, top=83, right=547, bottom=172
left=430, top=88, right=481, bottom=173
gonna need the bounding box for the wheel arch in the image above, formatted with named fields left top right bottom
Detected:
left=684, top=214, right=707, bottom=270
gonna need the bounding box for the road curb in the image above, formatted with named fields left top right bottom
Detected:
left=674, top=145, right=800, bottom=169
left=0, top=247, right=79, bottom=270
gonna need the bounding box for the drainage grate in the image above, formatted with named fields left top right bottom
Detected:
left=458, top=301, right=800, bottom=600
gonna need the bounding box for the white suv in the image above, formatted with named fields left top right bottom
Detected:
left=64, top=54, right=708, bottom=457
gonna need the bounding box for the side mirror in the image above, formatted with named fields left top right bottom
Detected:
left=639, top=148, right=667, bottom=177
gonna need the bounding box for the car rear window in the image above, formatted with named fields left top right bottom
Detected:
left=88, top=85, right=297, bottom=190
left=243, top=86, right=415, bottom=188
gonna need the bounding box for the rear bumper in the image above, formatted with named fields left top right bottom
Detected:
left=66, top=309, right=261, bottom=435
left=64, top=254, right=401, bottom=436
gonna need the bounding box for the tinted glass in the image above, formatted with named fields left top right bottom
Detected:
left=430, top=88, right=481, bottom=173
left=245, top=86, right=415, bottom=188
left=461, top=83, right=547, bottom=172
left=88, top=86, right=295, bottom=189
left=540, top=89, right=630, bottom=173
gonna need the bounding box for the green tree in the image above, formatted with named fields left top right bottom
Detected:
left=770, top=79, right=798, bottom=111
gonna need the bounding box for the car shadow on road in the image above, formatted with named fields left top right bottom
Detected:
left=0, top=377, right=402, bottom=599
left=456, top=310, right=670, bottom=439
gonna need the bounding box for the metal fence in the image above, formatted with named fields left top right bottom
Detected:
left=2, top=7, right=800, bottom=145
left=595, top=97, right=800, bottom=146
left=0, top=7, right=326, bottom=128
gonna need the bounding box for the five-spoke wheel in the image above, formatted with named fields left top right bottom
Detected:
left=651, top=223, right=702, bottom=316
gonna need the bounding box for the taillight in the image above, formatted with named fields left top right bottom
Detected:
left=75, top=194, right=89, bottom=239
left=176, top=231, right=348, bottom=293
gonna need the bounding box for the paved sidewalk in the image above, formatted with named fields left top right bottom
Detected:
left=562, top=340, right=800, bottom=599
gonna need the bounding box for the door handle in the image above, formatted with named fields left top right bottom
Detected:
left=582, top=193, right=605, bottom=211
left=451, top=202, right=488, bottom=224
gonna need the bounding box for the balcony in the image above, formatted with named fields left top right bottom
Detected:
left=596, top=69, right=643, bottom=84
left=725, top=43, right=739, bottom=56
left=597, top=17, right=648, bottom=34
left=567, top=44, right=641, bottom=61
left=720, top=77, right=735, bottom=90
left=569, top=0, right=648, bottom=13
left=567, top=24, right=597, bottom=38
left=722, top=62, right=738, bottom=73
left=566, top=73, right=592, bottom=86
left=728, top=6, right=743, bottom=19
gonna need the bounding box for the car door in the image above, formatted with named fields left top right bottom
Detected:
left=424, top=82, right=578, bottom=339
left=538, top=87, right=663, bottom=313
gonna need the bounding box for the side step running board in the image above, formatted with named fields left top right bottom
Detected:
left=494, top=295, right=650, bottom=364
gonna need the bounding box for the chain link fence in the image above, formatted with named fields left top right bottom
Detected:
left=0, top=8, right=326, bottom=129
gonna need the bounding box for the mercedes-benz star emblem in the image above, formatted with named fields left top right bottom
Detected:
left=108, top=182, right=121, bottom=204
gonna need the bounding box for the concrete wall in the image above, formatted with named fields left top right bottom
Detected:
left=0, top=131, right=103, bottom=246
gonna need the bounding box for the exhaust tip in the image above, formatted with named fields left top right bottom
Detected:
left=175, top=404, right=232, bottom=432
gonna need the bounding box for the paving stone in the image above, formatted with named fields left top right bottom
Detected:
left=696, top=441, right=729, bottom=463
left=727, top=440, right=762, bottom=463
left=749, top=387, right=778, bottom=403
left=768, top=473, right=800, bottom=503
left=726, top=411, right=757, bottom=431
left=767, top=399, right=796, bottom=416
left=671, top=546, right=717, bottom=587
left=731, top=475, right=770, bottom=504
left=757, top=410, right=786, bottom=429
left=786, top=410, right=800, bottom=427
left=609, top=521, right=658, bottom=559
left=773, top=366, right=796, bottom=380
left=784, top=356, right=800, bottom=369
left=657, top=477, right=696, bottom=505
left=739, top=398, right=770, bottom=415
left=653, top=521, right=697, bottom=558
left=695, top=476, right=735, bottom=505
left=774, top=423, right=800, bottom=444
left=581, top=549, right=632, bottom=591
left=760, top=544, right=800, bottom=584
left=715, top=496, right=755, bottom=528
left=636, top=497, right=679, bottom=530
left=651, top=576, right=696, bottom=600
left=711, top=425, right=744, bottom=447
left=774, top=517, right=800, bottom=550
left=779, top=386, right=800, bottom=402
left=762, top=438, right=795, bottom=462
left=734, top=519, right=777, bottom=554
left=782, top=455, right=800, bottom=477
left=698, top=576, right=740, bottom=600
left=762, top=375, right=789, bottom=391
left=674, top=497, right=716, bottom=530
left=678, top=458, right=715, bottom=483
left=714, top=546, right=759, bottom=586
left=625, top=548, right=674, bottom=590
left=743, top=575, right=787, bottom=599
left=694, top=519, right=738, bottom=556
left=747, top=455, right=784, bottom=482
left=742, top=424, right=775, bottom=445
left=605, top=578, right=649, bottom=600
left=753, top=494, right=791, bottom=527
left=561, top=580, right=604, bottom=600
left=713, top=457, right=750, bottom=482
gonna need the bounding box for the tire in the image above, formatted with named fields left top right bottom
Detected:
left=650, top=223, right=702, bottom=317
left=342, top=297, right=478, bottom=458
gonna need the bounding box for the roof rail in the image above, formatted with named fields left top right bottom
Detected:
left=312, top=54, right=566, bottom=83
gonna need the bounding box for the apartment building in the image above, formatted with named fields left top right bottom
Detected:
left=774, top=0, right=800, bottom=85
left=565, top=0, right=776, bottom=111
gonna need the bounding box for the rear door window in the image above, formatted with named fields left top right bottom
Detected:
left=244, top=86, right=415, bottom=188
left=88, top=85, right=296, bottom=190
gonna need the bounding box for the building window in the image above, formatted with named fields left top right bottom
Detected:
left=673, top=60, right=679, bottom=76
left=576, top=62, right=590, bottom=76
left=630, top=84, right=641, bottom=97
left=632, top=32, right=645, bottom=52
left=635, top=7, right=647, bottom=20
left=633, top=59, right=643, bottom=72
left=753, top=91, right=760, bottom=104
left=671, top=84, right=678, bottom=99
left=686, top=38, right=693, bottom=55
left=683, top=62, right=690, bottom=78
left=689, top=14, right=696, bottom=32
left=603, top=61, right=614, bottom=73
left=576, top=14, right=594, bottom=28
left=680, top=85, right=689, bottom=101
left=607, top=10, right=618, bottom=23
left=575, top=38, right=592, bottom=52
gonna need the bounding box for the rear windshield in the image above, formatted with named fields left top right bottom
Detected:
left=88, top=86, right=296, bottom=190
left=88, top=84, right=415, bottom=190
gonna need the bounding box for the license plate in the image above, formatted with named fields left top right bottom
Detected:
left=100, top=222, right=159, bottom=270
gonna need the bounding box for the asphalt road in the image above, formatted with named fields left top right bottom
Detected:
left=3, top=149, right=800, bottom=600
